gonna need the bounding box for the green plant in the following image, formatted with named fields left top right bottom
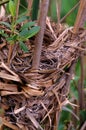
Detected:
left=0, top=0, right=40, bottom=64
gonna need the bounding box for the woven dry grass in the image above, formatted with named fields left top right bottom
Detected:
left=0, top=26, right=86, bottom=130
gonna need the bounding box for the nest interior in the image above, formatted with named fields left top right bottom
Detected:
left=0, top=24, right=86, bottom=130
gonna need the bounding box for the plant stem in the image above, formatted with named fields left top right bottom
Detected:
left=32, top=0, right=49, bottom=70
left=15, top=0, right=20, bottom=20
left=73, top=0, right=86, bottom=34
left=78, top=56, right=85, bottom=125
left=27, top=0, right=33, bottom=16
left=8, top=44, right=14, bottom=65
left=78, top=57, right=85, bottom=110
left=56, top=0, right=61, bottom=28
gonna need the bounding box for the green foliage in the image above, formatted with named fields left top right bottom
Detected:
left=16, top=16, right=29, bottom=24
left=80, top=110, right=86, bottom=123
left=19, top=0, right=27, bottom=14
left=19, top=41, right=28, bottom=52
left=58, top=106, right=71, bottom=130
left=49, top=0, right=57, bottom=22
left=61, top=0, right=78, bottom=25
left=9, top=0, right=16, bottom=17
left=19, top=26, right=40, bottom=40
left=49, top=0, right=78, bottom=25
left=75, top=59, right=81, bottom=77
left=20, top=21, right=35, bottom=30
left=0, top=0, right=40, bottom=52
left=31, top=0, right=40, bottom=20
left=0, top=21, right=11, bottom=29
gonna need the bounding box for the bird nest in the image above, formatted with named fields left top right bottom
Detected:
left=0, top=26, right=86, bottom=130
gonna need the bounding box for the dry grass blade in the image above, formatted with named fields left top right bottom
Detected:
left=0, top=62, right=21, bottom=82
left=1, top=91, right=24, bottom=96
left=0, top=82, right=18, bottom=91
left=48, top=27, right=73, bottom=51
left=26, top=109, right=43, bottom=130
left=14, top=105, right=26, bottom=114
left=40, top=101, right=52, bottom=127
left=22, top=86, right=44, bottom=96
left=0, top=72, right=20, bottom=82
left=0, top=117, right=19, bottom=130
left=52, top=89, right=62, bottom=110
left=46, top=17, right=57, bottom=39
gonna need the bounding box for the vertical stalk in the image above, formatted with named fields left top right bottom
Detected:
left=15, top=0, right=20, bottom=20
left=77, top=57, right=85, bottom=125
left=56, top=0, right=61, bottom=28
left=73, top=0, right=86, bottom=126
left=27, top=0, right=33, bottom=16
left=73, top=0, right=86, bottom=34
left=8, top=0, right=20, bottom=65
left=8, top=44, right=14, bottom=65
left=32, top=0, right=49, bottom=70
left=78, top=57, right=85, bottom=110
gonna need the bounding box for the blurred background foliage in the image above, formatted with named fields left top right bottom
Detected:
left=48, top=0, right=79, bottom=25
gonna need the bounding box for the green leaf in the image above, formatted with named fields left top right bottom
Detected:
left=19, top=28, right=29, bottom=38
left=19, top=26, right=40, bottom=40
left=7, top=35, right=17, bottom=42
left=19, top=41, right=29, bottom=52
left=16, top=16, right=29, bottom=24
left=20, top=21, right=35, bottom=30
left=80, top=110, right=86, bottom=122
left=0, top=22, right=11, bottom=29
left=0, top=29, right=8, bottom=38
left=9, top=0, right=16, bottom=16
left=0, top=29, right=4, bottom=34
left=31, top=0, right=39, bottom=20
left=26, top=26, right=40, bottom=39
